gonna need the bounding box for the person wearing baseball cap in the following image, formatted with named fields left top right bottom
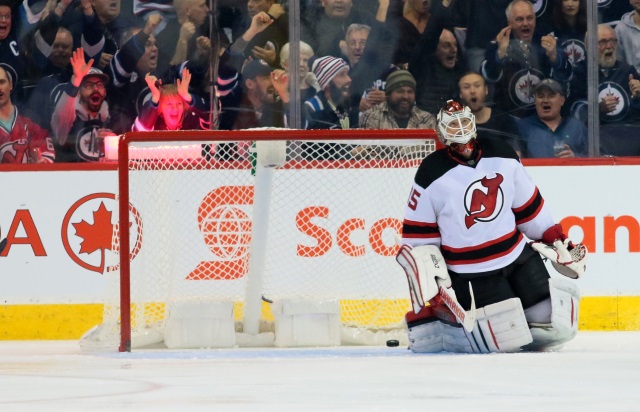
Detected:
left=517, top=78, right=587, bottom=158
left=228, top=59, right=286, bottom=132
left=360, top=70, right=436, bottom=130
left=51, top=48, right=114, bottom=162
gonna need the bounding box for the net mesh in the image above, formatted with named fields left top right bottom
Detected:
left=83, top=129, right=439, bottom=349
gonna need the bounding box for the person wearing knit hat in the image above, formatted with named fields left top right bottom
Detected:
left=384, top=70, right=416, bottom=96
left=359, top=69, right=436, bottom=132
left=312, top=56, right=350, bottom=91
left=302, top=55, right=359, bottom=160
left=304, top=55, right=358, bottom=132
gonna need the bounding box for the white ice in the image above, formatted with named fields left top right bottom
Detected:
left=1, top=332, right=639, bottom=411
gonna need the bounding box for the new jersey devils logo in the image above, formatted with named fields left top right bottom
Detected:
left=464, top=174, right=505, bottom=229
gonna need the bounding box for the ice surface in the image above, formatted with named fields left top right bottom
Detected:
left=1, top=332, right=639, bottom=411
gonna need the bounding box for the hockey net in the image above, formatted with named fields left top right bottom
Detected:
left=81, top=128, right=441, bottom=351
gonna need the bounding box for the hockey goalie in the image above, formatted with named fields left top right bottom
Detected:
left=396, top=100, right=588, bottom=353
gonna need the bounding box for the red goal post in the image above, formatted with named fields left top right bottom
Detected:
left=94, top=129, right=442, bottom=351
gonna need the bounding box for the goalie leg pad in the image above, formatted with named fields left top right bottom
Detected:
left=470, top=298, right=533, bottom=353
left=525, top=277, right=580, bottom=351
left=406, top=307, right=474, bottom=353
left=396, top=245, right=452, bottom=314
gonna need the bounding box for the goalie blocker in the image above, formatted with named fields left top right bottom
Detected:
left=396, top=237, right=583, bottom=353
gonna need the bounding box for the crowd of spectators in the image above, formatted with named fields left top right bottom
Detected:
left=0, top=0, right=638, bottom=163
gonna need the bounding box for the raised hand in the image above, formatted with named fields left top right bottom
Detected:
left=196, top=36, right=211, bottom=58
left=79, top=0, right=93, bottom=15
left=270, top=69, right=289, bottom=103
left=70, top=48, right=94, bottom=87
left=496, top=26, right=511, bottom=60
left=144, top=13, right=163, bottom=35
left=97, top=53, right=113, bottom=69
left=145, top=73, right=161, bottom=103
left=248, top=12, right=273, bottom=36
left=179, top=21, right=197, bottom=41
left=252, top=43, right=276, bottom=66
left=176, top=68, right=192, bottom=103
left=540, top=33, right=558, bottom=62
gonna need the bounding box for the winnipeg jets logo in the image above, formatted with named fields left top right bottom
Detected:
left=509, top=69, right=543, bottom=107
left=531, top=0, right=547, bottom=17
left=464, top=174, right=504, bottom=229
left=76, top=126, right=104, bottom=162
left=563, top=40, right=586, bottom=65
left=599, top=81, right=629, bottom=122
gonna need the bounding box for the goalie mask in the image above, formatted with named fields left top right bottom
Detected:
left=437, top=100, right=477, bottom=158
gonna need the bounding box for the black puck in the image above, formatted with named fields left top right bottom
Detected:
left=386, top=339, right=399, bottom=347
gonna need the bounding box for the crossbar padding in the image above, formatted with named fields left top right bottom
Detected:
left=256, top=140, right=287, bottom=167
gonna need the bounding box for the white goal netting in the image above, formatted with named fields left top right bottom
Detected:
left=81, top=128, right=441, bottom=350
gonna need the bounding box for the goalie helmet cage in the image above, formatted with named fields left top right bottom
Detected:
left=104, top=128, right=441, bottom=352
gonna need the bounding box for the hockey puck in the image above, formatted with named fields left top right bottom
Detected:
left=386, top=339, right=399, bottom=347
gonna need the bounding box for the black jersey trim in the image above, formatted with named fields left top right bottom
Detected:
left=441, top=229, right=524, bottom=264
left=513, top=188, right=544, bottom=225
left=402, top=219, right=440, bottom=239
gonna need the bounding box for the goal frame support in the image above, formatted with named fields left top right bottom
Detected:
left=117, top=129, right=440, bottom=352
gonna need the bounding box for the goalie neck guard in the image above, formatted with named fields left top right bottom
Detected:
left=437, top=100, right=477, bottom=147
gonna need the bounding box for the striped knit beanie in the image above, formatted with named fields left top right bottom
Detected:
left=311, top=56, right=349, bottom=90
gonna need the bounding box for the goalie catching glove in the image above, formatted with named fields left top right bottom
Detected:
left=530, top=224, right=588, bottom=279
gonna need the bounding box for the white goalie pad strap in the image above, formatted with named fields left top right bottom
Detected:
left=407, top=319, right=474, bottom=353
left=530, top=239, right=588, bottom=279
left=469, top=298, right=533, bottom=353
left=526, top=278, right=580, bottom=351
left=396, top=245, right=452, bottom=313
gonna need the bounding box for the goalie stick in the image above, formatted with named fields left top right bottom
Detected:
left=433, top=281, right=477, bottom=333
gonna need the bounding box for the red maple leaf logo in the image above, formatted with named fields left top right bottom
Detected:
left=72, top=202, right=114, bottom=273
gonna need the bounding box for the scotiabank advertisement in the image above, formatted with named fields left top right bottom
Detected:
left=0, top=161, right=639, bottom=338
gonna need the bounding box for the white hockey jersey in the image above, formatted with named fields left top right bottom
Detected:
left=401, top=138, right=555, bottom=274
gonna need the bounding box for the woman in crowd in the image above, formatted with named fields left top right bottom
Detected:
left=134, top=68, right=208, bottom=131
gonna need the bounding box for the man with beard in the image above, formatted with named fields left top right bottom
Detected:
left=572, top=24, right=640, bottom=156
left=480, top=0, right=572, bottom=118
left=458, top=72, right=521, bottom=155
left=356, top=70, right=435, bottom=159
left=303, top=55, right=357, bottom=159
left=305, top=55, right=357, bottom=130
left=231, top=58, right=285, bottom=130
left=517, top=79, right=587, bottom=158
left=360, top=70, right=435, bottom=129
left=51, top=48, right=113, bottom=162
